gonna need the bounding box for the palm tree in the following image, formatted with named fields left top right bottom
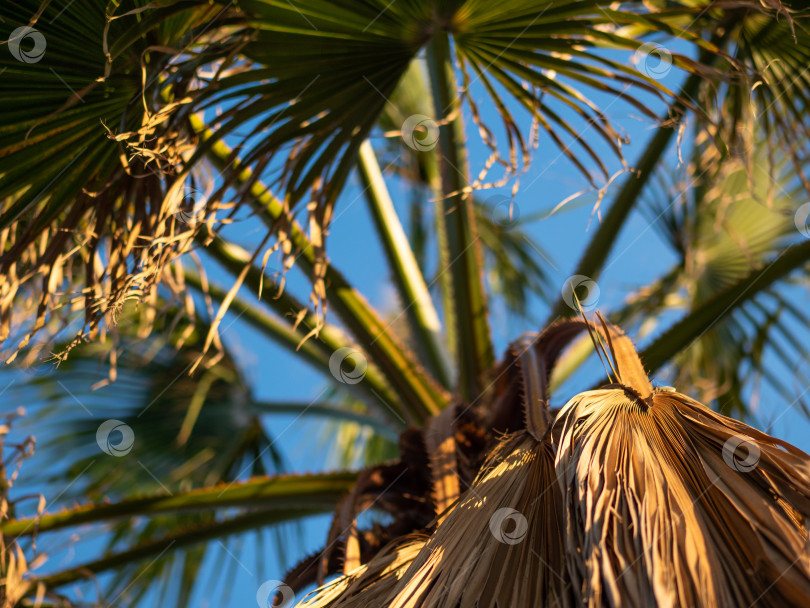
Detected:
left=2, top=0, right=810, bottom=606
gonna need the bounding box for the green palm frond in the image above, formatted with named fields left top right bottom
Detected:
left=451, top=0, right=678, bottom=183
left=196, top=0, right=428, bottom=207
left=26, top=314, right=282, bottom=498
left=617, top=142, right=810, bottom=416
left=693, top=0, right=810, bottom=193
left=201, top=0, right=700, bottom=204
left=0, top=0, right=225, bottom=359
left=4, top=305, right=380, bottom=607
left=546, top=1, right=810, bottom=320
left=640, top=237, right=810, bottom=414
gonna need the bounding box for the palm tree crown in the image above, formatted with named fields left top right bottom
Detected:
left=1, top=0, right=810, bottom=606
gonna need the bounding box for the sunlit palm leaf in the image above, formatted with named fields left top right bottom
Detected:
left=389, top=432, right=571, bottom=608
left=556, top=386, right=810, bottom=605
left=0, top=0, right=223, bottom=359
left=297, top=535, right=428, bottom=607
left=692, top=1, right=810, bottom=194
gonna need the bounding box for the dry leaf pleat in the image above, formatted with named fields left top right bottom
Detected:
left=383, top=432, right=574, bottom=608
left=555, top=388, right=810, bottom=608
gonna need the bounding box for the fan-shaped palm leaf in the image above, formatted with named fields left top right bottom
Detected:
left=0, top=0, right=225, bottom=359
left=556, top=386, right=810, bottom=606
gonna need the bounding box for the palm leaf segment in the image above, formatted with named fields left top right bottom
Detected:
left=692, top=0, right=810, bottom=195
left=202, top=0, right=684, bottom=200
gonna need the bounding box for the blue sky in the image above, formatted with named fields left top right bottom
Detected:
left=9, top=38, right=810, bottom=608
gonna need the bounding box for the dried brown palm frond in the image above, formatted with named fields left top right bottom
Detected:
left=296, top=318, right=810, bottom=608
left=555, top=385, right=810, bottom=607
left=0, top=170, right=220, bottom=363
left=554, top=339, right=810, bottom=607
left=297, top=324, right=587, bottom=608
left=297, top=535, right=429, bottom=608
left=384, top=431, right=574, bottom=608
left=294, top=432, right=573, bottom=608
left=490, top=323, right=590, bottom=436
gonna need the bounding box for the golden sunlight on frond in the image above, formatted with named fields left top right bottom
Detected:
left=556, top=387, right=810, bottom=607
